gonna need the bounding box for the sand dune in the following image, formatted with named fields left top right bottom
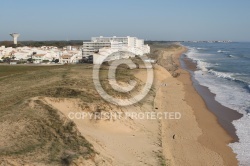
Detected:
left=41, top=95, right=161, bottom=166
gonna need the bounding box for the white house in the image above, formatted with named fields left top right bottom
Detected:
left=59, top=54, right=78, bottom=64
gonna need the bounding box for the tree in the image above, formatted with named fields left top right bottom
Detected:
left=3, top=57, right=11, bottom=63
left=27, top=58, right=33, bottom=63
left=11, top=55, right=16, bottom=60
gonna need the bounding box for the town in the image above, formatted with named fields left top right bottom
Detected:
left=0, top=34, right=150, bottom=65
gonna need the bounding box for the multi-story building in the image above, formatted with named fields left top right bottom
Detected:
left=83, top=41, right=111, bottom=56
left=91, top=36, right=128, bottom=46
left=83, top=36, right=150, bottom=56
left=83, top=36, right=150, bottom=64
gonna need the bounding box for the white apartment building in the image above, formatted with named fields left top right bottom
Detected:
left=83, top=36, right=150, bottom=64
left=91, top=36, right=144, bottom=48
left=83, top=41, right=111, bottom=56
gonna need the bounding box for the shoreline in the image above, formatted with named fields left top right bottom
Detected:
left=179, top=54, right=242, bottom=142
left=154, top=44, right=239, bottom=165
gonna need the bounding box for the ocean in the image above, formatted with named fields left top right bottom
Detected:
left=182, top=42, right=250, bottom=165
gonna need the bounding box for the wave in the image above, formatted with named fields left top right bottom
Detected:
left=228, top=54, right=236, bottom=58
left=194, top=71, right=250, bottom=115
left=197, top=61, right=214, bottom=72
left=229, top=115, right=250, bottom=166
left=185, top=47, right=214, bottom=72
left=197, top=47, right=207, bottom=50
left=208, top=70, right=250, bottom=87
left=217, top=50, right=229, bottom=53
left=208, top=70, right=236, bottom=81
left=185, top=48, right=201, bottom=62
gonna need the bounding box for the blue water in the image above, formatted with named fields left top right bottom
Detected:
left=182, top=42, right=250, bottom=166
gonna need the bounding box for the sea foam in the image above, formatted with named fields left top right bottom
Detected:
left=186, top=47, right=213, bottom=72
left=217, top=50, right=229, bottom=53
left=208, top=70, right=236, bottom=81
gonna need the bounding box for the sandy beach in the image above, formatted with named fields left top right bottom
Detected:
left=153, top=44, right=239, bottom=165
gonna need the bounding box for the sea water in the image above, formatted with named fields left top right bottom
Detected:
left=182, top=42, right=250, bottom=165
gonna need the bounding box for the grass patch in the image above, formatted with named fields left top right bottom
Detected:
left=0, top=100, right=95, bottom=165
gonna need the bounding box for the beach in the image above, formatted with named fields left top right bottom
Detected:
left=153, top=44, right=239, bottom=165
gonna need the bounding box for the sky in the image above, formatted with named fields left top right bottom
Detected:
left=1, top=0, right=250, bottom=41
